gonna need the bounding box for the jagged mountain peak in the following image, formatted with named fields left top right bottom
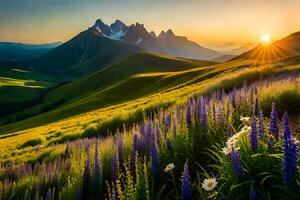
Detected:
left=110, top=19, right=127, bottom=33
left=166, top=29, right=175, bottom=37
left=158, top=31, right=166, bottom=38
left=149, top=31, right=156, bottom=38
left=91, top=18, right=220, bottom=60
left=158, top=29, right=176, bottom=39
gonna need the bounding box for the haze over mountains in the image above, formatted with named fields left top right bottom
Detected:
left=0, top=42, right=62, bottom=66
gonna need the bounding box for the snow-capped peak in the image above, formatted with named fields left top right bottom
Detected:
left=104, top=27, right=127, bottom=41
left=94, top=19, right=127, bottom=41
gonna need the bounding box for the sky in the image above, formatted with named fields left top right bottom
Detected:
left=1, top=0, right=300, bottom=49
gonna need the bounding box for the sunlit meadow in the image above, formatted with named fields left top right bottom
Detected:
left=1, top=66, right=300, bottom=199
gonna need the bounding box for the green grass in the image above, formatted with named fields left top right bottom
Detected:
left=0, top=68, right=58, bottom=120
left=1, top=53, right=300, bottom=164
left=18, top=136, right=45, bottom=148
left=0, top=52, right=216, bottom=131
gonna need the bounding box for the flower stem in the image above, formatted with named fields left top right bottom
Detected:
left=171, top=171, right=179, bottom=200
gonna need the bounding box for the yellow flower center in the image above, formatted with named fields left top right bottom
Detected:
left=207, top=181, right=213, bottom=188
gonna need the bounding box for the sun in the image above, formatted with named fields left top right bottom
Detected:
left=261, top=33, right=271, bottom=44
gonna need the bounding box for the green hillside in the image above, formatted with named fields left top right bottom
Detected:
left=0, top=67, right=58, bottom=119
left=0, top=52, right=216, bottom=133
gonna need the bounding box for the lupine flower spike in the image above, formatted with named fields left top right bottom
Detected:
left=282, top=112, right=298, bottom=189
left=181, top=160, right=191, bottom=200
left=269, top=103, right=279, bottom=139
left=230, top=148, right=244, bottom=178
left=250, top=116, right=258, bottom=151
left=258, top=110, right=265, bottom=139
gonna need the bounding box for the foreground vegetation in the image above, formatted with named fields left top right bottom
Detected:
left=0, top=69, right=299, bottom=199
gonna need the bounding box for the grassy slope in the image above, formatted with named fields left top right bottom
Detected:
left=0, top=52, right=216, bottom=132
left=0, top=56, right=249, bottom=136
left=2, top=58, right=300, bottom=162
left=0, top=67, right=58, bottom=118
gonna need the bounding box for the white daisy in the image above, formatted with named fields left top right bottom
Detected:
left=164, top=163, right=175, bottom=172
left=202, top=178, right=218, bottom=191
left=240, top=116, right=250, bottom=123
left=222, top=146, right=232, bottom=155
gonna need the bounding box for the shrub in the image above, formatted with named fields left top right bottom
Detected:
left=48, top=130, right=82, bottom=145
left=82, top=123, right=99, bottom=137
left=18, top=136, right=44, bottom=149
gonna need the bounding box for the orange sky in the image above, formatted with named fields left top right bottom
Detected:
left=1, top=0, right=300, bottom=49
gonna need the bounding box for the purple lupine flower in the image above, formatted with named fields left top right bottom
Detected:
left=283, top=112, right=291, bottom=141
left=146, top=121, right=153, bottom=139
left=113, top=182, right=119, bottom=200
left=173, top=117, right=177, bottom=138
left=201, top=99, right=207, bottom=131
left=269, top=103, right=279, bottom=139
left=54, top=157, right=61, bottom=178
left=242, top=82, right=247, bottom=96
left=218, top=104, right=224, bottom=126
left=254, top=97, right=259, bottom=116
left=250, top=84, right=254, bottom=103
left=45, top=188, right=51, bottom=200
left=258, top=110, right=265, bottom=139
left=282, top=138, right=298, bottom=189
left=140, top=122, right=145, bottom=137
left=213, top=103, right=216, bottom=127
left=196, top=97, right=202, bottom=121
left=186, top=99, right=192, bottom=128
left=250, top=116, right=258, bottom=151
left=166, top=138, right=172, bottom=150
left=82, top=151, right=91, bottom=198
left=249, top=185, right=256, bottom=200
left=144, top=121, right=153, bottom=154
left=267, top=136, right=273, bottom=150
left=230, top=148, right=244, bottom=178
left=231, top=87, right=237, bottom=108
left=164, top=114, right=171, bottom=133
left=282, top=112, right=298, bottom=189
left=131, top=134, right=138, bottom=172
left=93, top=141, right=103, bottom=194
left=111, top=153, right=119, bottom=183
left=117, top=136, right=123, bottom=162
left=181, top=160, right=191, bottom=200
left=226, top=102, right=231, bottom=124
left=151, top=138, right=160, bottom=174
left=155, top=122, right=161, bottom=140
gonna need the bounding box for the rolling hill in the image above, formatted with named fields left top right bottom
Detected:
left=0, top=67, right=58, bottom=119
left=0, top=52, right=217, bottom=132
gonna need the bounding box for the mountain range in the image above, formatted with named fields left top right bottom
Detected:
left=26, top=19, right=223, bottom=78
left=0, top=42, right=62, bottom=66
left=93, top=19, right=221, bottom=60
left=2, top=18, right=300, bottom=131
